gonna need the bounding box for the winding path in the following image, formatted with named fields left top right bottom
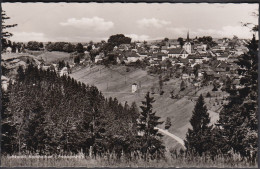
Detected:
left=154, top=127, right=186, bottom=149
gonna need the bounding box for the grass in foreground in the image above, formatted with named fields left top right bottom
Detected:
left=1, top=154, right=257, bottom=168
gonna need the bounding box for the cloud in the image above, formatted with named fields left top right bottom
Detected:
left=125, top=34, right=150, bottom=41
left=167, top=26, right=255, bottom=39
left=60, top=17, right=114, bottom=32
left=194, top=26, right=254, bottom=39
left=11, top=32, right=50, bottom=42
left=137, top=18, right=171, bottom=28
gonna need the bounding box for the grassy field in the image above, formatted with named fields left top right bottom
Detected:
left=35, top=51, right=73, bottom=64
left=1, top=154, right=256, bottom=168
left=70, top=65, right=224, bottom=149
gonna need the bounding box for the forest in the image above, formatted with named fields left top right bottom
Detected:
left=1, top=63, right=165, bottom=161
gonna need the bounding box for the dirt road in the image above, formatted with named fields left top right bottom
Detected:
left=155, top=127, right=186, bottom=149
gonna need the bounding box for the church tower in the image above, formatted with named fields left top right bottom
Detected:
left=184, top=30, right=192, bottom=54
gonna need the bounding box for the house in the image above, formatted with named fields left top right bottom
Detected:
left=217, top=53, right=229, bottom=61
left=137, top=52, right=148, bottom=60
left=116, top=54, right=127, bottom=64
left=168, top=48, right=189, bottom=58
left=125, top=52, right=141, bottom=63
left=132, top=83, right=138, bottom=93
left=95, top=53, right=104, bottom=63
left=6, top=47, right=12, bottom=53
left=187, top=54, right=203, bottom=64
left=150, top=45, right=160, bottom=52
left=60, top=67, right=68, bottom=76
left=150, top=60, right=159, bottom=67
left=1, top=76, right=9, bottom=91
left=118, top=44, right=131, bottom=51
left=150, top=53, right=166, bottom=62
left=215, top=67, right=227, bottom=75
left=182, top=73, right=189, bottom=80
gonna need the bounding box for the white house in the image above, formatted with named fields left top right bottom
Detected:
left=6, top=47, right=12, bottom=53
left=1, top=76, right=9, bottom=91
left=137, top=52, right=148, bottom=60
left=95, top=53, right=104, bottom=63
left=132, top=83, right=138, bottom=93
left=60, top=67, right=68, bottom=76
left=168, top=48, right=189, bottom=59
left=126, top=52, right=140, bottom=63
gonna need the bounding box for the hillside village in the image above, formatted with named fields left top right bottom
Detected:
left=2, top=33, right=248, bottom=96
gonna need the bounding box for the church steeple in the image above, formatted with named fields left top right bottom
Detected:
left=187, top=30, right=190, bottom=42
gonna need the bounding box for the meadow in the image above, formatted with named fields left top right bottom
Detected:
left=1, top=153, right=257, bottom=168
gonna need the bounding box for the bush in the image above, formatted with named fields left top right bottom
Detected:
left=165, top=117, right=172, bottom=129
left=126, top=67, right=130, bottom=72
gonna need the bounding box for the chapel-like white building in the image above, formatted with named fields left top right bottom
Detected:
left=183, top=31, right=192, bottom=54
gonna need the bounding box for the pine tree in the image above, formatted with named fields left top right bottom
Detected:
left=218, top=35, right=258, bottom=162
left=137, top=92, right=165, bottom=160
left=1, top=85, right=17, bottom=155
left=1, top=10, right=17, bottom=51
left=185, top=94, right=212, bottom=156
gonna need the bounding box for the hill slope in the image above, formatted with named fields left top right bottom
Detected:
left=70, top=65, right=221, bottom=150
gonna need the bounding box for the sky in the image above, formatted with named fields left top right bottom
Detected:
left=2, top=3, right=259, bottom=42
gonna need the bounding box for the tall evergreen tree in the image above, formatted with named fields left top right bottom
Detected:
left=1, top=10, right=17, bottom=51
left=137, top=92, right=165, bottom=160
left=1, top=85, right=17, bottom=155
left=217, top=35, right=258, bottom=162
left=185, top=94, right=212, bottom=156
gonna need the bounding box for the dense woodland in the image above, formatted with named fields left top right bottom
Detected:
left=1, top=64, right=165, bottom=160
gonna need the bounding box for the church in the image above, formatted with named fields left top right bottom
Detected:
left=183, top=31, right=192, bottom=54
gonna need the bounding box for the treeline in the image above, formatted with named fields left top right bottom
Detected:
left=1, top=64, right=165, bottom=160
left=45, top=42, right=84, bottom=53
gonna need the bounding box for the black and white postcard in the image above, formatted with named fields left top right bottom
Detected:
left=1, top=2, right=259, bottom=167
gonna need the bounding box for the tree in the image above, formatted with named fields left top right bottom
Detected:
left=185, top=95, right=212, bottom=156
left=193, top=64, right=200, bottom=78
left=218, top=35, right=258, bottom=162
left=27, top=41, right=41, bottom=51
left=1, top=10, right=17, bottom=51
left=63, top=43, right=75, bottom=53
left=180, top=80, right=186, bottom=91
left=58, top=60, right=66, bottom=70
left=212, top=80, right=219, bottom=91
left=107, top=34, right=131, bottom=47
left=137, top=92, right=165, bottom=160
left=177, top=37, right=184, bottom=48
left=1, top=86, right=17, bottom=155
left=76, top=43, right=84, bottom=53
left=164, top=37, right=169, bottom=42
left=17, top=65, right=25, bottom=81
left=228, top=35, right=239, bottom=49
left=74, top=55, right=80, bottom=64
left=164, top=117, right=171, bottom=129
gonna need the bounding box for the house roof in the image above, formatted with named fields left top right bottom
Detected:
left=151, top=52, right=167, bottom=59
left=168, top=48, right=187, bottom=54
left=187, top=54, right=203, bottom=59
left=124, top=52, right=140, bottom=58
